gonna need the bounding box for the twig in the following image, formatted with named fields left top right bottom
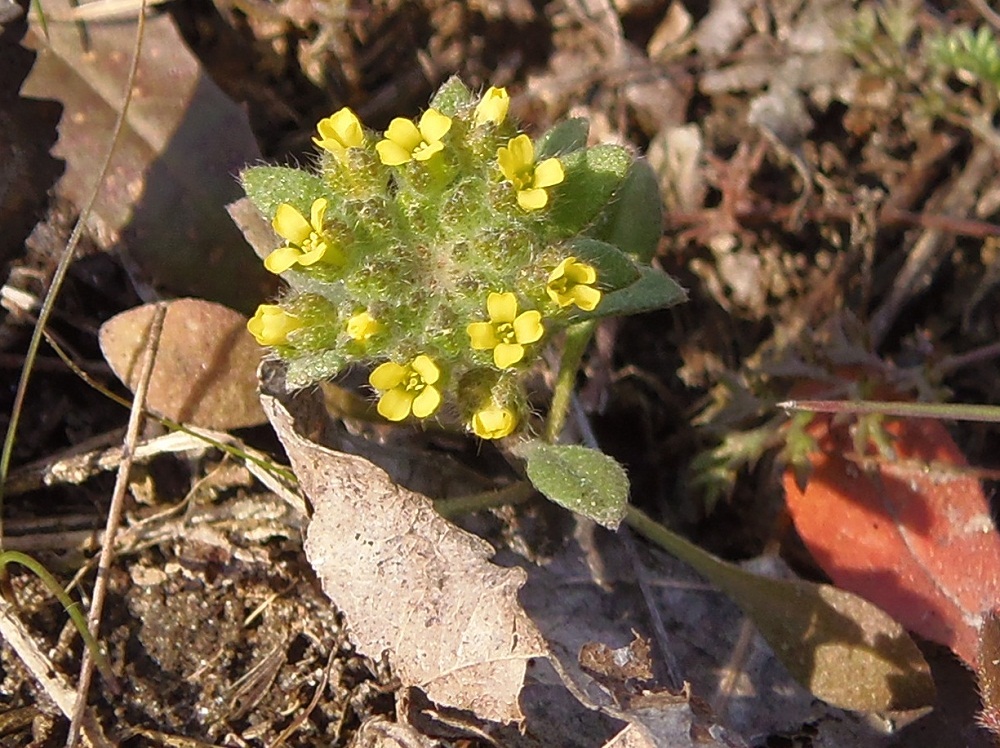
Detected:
left=969, top=0, right=1000, bottom=32
left=869, top=142, right=995, bottom=347
left=66, top=302, right=165, bottom=746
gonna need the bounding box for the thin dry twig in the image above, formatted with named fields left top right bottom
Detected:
left=66, top=302, right=165, bottom=746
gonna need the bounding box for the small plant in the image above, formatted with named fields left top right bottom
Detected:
left=240, top=78, right=685, bottom=524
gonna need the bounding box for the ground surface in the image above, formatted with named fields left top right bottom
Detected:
left=1, top=0, right=1000, bottom=746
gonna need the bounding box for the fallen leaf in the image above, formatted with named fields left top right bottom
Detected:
left=517, top=527, right=908, bottom=740
left=21, top=0, right=273, bottom=313
left=99, top=299, right=265, bottom=429
left=627, top=507, right=935, bottom=712
left=783, top=415, right=1000, bottom=667
left=260, top=372, right=548, bottom=725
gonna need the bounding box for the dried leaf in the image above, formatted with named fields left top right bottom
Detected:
left=99, top=299, right=265, bottom=429
left=21, top=0, right=272, bottom=313
left=783, top=416, right=1000, bottom=667
left=628, top=508, right=935, bottom=712
left=261, top=381, right=548, bottom=725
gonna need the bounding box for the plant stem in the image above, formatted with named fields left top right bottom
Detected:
left=0, top=551, right=117, bottom=690
left=434, top=481, right=534, bottom=519
left=544, top=320, right=596, bottom=443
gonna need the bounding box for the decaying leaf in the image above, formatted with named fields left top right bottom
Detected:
left=21, top=0, right=272, bottom=312
left=260, top=378, right=548, bottom=725
left=627, top=508, right=935, bottom=712
left=99, top=299, right=265, bottom=429
left=783, top=415, right=1000, bottom=667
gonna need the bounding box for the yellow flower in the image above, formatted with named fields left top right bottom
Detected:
left=265, top=199, right=343, bottom=273
left=474, top=86, right=510, bottom=127
left=346, top=310, right=380, bottom=341
left=247, top=304, right=302, bottom=346
left=546, top=257, right=602, bottom=311
left=471, top=403, right=517, bottom=439
left=375, top=109, right=452, bottom=166
left=467, top=292, right=544, bottom=369
left=313, top=107, right=365, bottom=162
left=369, top=355, right=442, bottom=421
left=497, top=134, right=564, bottom=211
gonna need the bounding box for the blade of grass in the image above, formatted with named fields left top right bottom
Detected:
left=780, top=398, right=1000, bottom=423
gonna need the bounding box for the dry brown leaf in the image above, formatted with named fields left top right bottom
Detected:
left=99, top=298, right=265, bottom=429
left=260, top=381, right=548, bottom=725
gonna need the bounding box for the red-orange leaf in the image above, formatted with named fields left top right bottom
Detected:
left=783, top=415, right=1000, bottom=667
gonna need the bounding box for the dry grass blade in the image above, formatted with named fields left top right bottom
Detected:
left=66, top=302, right=165, bottom=745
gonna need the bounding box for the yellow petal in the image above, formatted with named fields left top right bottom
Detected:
left=329, top=107, right=364, bottom=147
left=549, top=257, right=573, bottom=282
left=468, top=321, right=499, bottom=349
left=264, top=246, right=302, bottom=274
left=411, top=386, right=442, bottom=418
left=247, top=305, right=300, bottom=346
left=567, top=258, right=597, bottom=284
left=411, top=355, right=440, bottom=385
left=494, top=342, right=525, bottom=369
left=533, top=158, right=564, bottom=189
left=572, top=285, right=602, bottom=311
left=474, top=86, right=510, bottom=126
left=309, top=198, right=328, bottom=231
left=487, top=292, right=517, bottom=323
left=377, top=388, right=414, bottom=421
left=376, top=139, right=413, bottom=166
left=513, top=311, right=543, bottom=344
left=297, top=244, right=329, bottom=266
left=472, top=405, right=516, bottom=439
left=384, top=117, right=423, bottom=151
left=370, top=361, right=408, bottom=390
left=507, top=134, right=534, bottom=168
left=418, top=109, right=452, bottom=143
left=272, top=204, right=311, bottom=245
left=496, top=145, right=518, bottom=182
left=412, top=140, right=444, bottom=162
left=517, top=188, right=548, bottom=211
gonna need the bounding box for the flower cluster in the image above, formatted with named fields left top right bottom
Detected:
left=242, top=78, right=658, bottom=439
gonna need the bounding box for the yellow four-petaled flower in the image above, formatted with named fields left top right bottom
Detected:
left=265, top=199, right=343, bottom=274
left=369, top=355, right=442, bottom=421
left=471, top=403, right=517, bottom=439
left=474, top=86, right=510, bottom=127
left=375, top=109, right=452, bottom=166
left=467, top=292, right=544, bottom=369
left=247, top=304, right=302, bottom=346
left=546, top=257, right=602, bottom=311
left=497, top=134, right=564, bottom=211
left=313, top=108, right=365, bottom=162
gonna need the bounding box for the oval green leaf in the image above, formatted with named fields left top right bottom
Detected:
left=518, top=441, right=629, bottom=529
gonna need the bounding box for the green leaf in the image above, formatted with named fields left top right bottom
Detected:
left=583, top=266, right=687, bottom=319
left=563, top=238, right=640, bottom=291
left=589, top=159, right=663, bottom=263
left=547, top=145, right=632, bottom=238
left=430, top=76, right=475, bottom=116
left=536, top=118, right=590, bottom=159
left=517, top=441, right=629, bottom=529
left=627, top=507, right=936, bottom=712
left=241, top=166, right=327, bottom=221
